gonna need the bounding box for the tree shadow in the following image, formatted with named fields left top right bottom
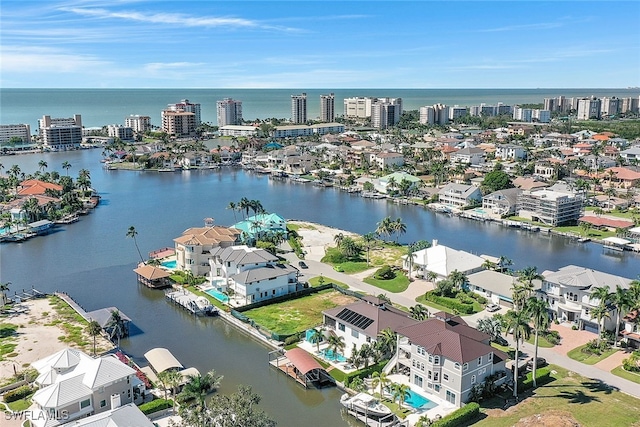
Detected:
left=557, top=389, right=601, bottom=404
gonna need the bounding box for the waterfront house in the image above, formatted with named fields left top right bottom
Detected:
left=377, top=171, right=421, bottom=194
left=450, top=145, right=486, bottom=166
left=467, top=270, right=539, bottom=309
left=30, top=348, right=143, bottom=427
left=438, top=183, right=482, bottom=208
left=232, top=213, right=287, bottom=241
left=404, top=241, right=485, bottom=281
left=621, top=309, right=640, bottom=349
left=392, top=312, right=507, bottom=407
left=56, top=403, right=153, bottom=427
left=482, top=188, right=522, bottom=216
left=538, top=265, right=632, bottom=332
left=322, top=297, right=419, bottom=358
left=370, top=152, right=405, bottom=170
left=209, top=245, right=298, bottom=305
left=602, top=167, right=640, bottom=189
left=173, top=221, right=241, bottom=276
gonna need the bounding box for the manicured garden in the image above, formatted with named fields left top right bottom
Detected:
left=363, top=271, right=410, bottom=293
left=566, top=343, right=619, bottom=365
left=611, top=365, right=640, bottom=384
left=243, top=290, right=358, bottom=336
left=417, top=290, right=484, bottom=315
left=474, top=366, right=640, bottom=427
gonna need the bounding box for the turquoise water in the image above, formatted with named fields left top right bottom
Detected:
left=405, top=389, right=437, bottom=410
left=322, top=349, right=347, bottom=363
left=205, top=288, right=229, bottom=303
left=161, top=260, right=177, bottom=269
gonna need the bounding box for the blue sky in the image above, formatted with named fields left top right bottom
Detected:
left=1, top=1, right=639, bottom=88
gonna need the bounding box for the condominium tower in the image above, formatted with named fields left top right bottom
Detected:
left=291, top=93, right=307, bottom=124
left=38, top=115, right=83, bottom=150
left=217, top=98, right=243, bottom=126
left=124, top=115, right=151, bottom=134
left=320, top=93, right=335, bottom=122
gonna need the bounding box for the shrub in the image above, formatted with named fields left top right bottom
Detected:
left=374, top=265, right=395, bottom=280
left=543, top=330, right=561, bottom=345
left=431, top=402, right=480, bottom=427
left=424, top=292, right=475, bottom=314
left=4, top=385, right=34, bottom=403
left=284, top=334, right=301, bottom=346
left=518, top=367, right=552, bottom=393
left=138, top=398, right=173, bottom=415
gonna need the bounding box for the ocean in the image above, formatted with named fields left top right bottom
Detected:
left=2, top=88, right=640, bottom=131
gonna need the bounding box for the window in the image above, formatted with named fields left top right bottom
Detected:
left=338, top=323, right=345, bottom=332
left=463, top=363, right=469, bottom=371
left=471, top=375, right=476, bottom=384
left=351, top=329, right=359, bottom=338
left=446, top=390, right=456, bottom=404
left=433, top=372, right=439, bottom=382
left=434, top=356, right=440, bottom=365
left=417, top=346, right=426, bottom=356
left=414, top=375, right=423, bottom=387
left=443, top=373, right=449, bottom=381
left=488, top=352, right=493, bottom=361
left=477, top=357, right=482, bottom=365
left=80, top=399, right=91, bottom=409
left=434, top=384, right=440, bottom=392
left=454, top=362, right=461, bottom=370
left=428, top=370, right=432, bottom=380
left=366, top=336, right=371, bottom=343
left=428, top=354, right=433, bottom=363
left=100, top=400, right=106, bottom=408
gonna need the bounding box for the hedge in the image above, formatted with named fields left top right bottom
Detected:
left=431, top=402, right=480, bottom=427
left=138, top=398, right=173, bottom=415
left=340, top=361, right=387, bottom=385
left=3, top=385, right=34, bottom=403
left=424, top=292, right=475, bottom=314
left=518, top=367, right=552, bottom=393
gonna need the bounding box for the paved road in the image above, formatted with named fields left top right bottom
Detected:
left=282, top=248, right=640, bottom=400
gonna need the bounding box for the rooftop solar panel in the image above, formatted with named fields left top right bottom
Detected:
left=336, top=308, right=374, bottom=330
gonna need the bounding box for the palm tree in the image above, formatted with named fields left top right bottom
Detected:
left=517, top=266, right=542, bottom=296
left=38, top=160, right=48, bottom=173
left=333, top=233, right=344, bottom=247
left=62, top=161, right=72, bottom=176
left=498, top=256, right=513, bottom=273
left=163, top=369, right=183, bottom=413
left=309, top=328, right=324, bottom=353
left=448, top=270, right=468, bottom=292
left=392, top=218, right=407, bottom=243
left=611, top=285, right=631, bottom=347
left=409, top=304, right=429, bottom=321
left=362, top=232, right=376, bottom=266
left=590, top=303, right=610, bottom=346
left=179, top=369, right=223, bottom=411
left=327, top=334, right=345, bottom=357
left=525, top=297, right=549, bottom=387
left=405, top=243, right=416, bottom=279
left=370, top=371, right=389, bottom=398
left=156, top=370, right=171, bottom=401
left=239, top=197, right=251, bottom=219
left=126, top=226, right=145, bottom=264
left=376, top=328, right=397, bottom=358
left=391, top=383, right=410, bottom=410
left=227, top=201, right=238, bottom=222
left=375, top=216, right=393, bottom=241
left=504, top=309, right=531, bottom=400
left=87, top=320, right=102, bottom=356
left=476, top=316, right=503, bottom=343
left=106, top=310, right=127, bottom=348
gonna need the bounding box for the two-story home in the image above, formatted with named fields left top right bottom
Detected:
left=232, top=213, right=287, bottom=241
left=405, top=241, right=485, bottom=280
left=621, top=309, right=640, bottom=349
left=450, top=146, right=485, bottom=166
left=173, top=221, right=241, bottom=276
left=370, top=152, right=404, bottom=170
left=30, top=348, right=143, bottom=427
left=392, top=312, right=507, bottom=407
left=495, top=144, right=527, bottom=161
left=467, top=270, right=540, bottom=309
left=438, top=183, right=482, bottom=208
left=538, top=265, right=632, bottom=333
left=209, top=245, right=298, bottom=305
left=482, top=188, right=522, bottom=217
left=322, top=297, right=420, bottom=358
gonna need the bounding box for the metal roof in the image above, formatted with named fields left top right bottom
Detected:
left=286, top=348, right=323, bottom=375
left=144, top=348, right=183, bottom=374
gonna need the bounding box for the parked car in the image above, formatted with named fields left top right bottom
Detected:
left=298, top=261, right=308, bottom=269
left=486, top=303, right=500, bottom=312
left=526, top=357, right=547, bottom=371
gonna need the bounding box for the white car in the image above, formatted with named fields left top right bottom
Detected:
left=486, top=303, right=500, bottom=312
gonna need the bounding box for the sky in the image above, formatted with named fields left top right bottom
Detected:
left=1, top=1, right=639, bottom=89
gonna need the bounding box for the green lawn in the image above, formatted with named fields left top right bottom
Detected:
left=185, top=285, right=226, bottom=310
left=363, top=274, right=410, bottom=293
left=332, top=261, right=370, bottom=274
left=7, top=395, right=34, bottom=412
left=611, top=366, right=640, bottom=384
left=584, top=206, right=637, bottom=220
left=525, top=334, right=556, bottom=348
left=554, top=225, right=615, bottom=239
left=243, top=290, right=358, bottom=335
left=0, top=323, right=18, bottom=361
left=308, top=276, right=349, bottom=288
left=566, top=344, right=619, bottom=365
left=474, top=366, right=640, bottom=427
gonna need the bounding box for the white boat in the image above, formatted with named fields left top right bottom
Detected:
left=340, top=393, right=392, bottom=418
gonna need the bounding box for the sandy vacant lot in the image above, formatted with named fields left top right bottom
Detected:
left=289, top=220, right=357, bottom=261
left=0, top=297, right=114, bottom=380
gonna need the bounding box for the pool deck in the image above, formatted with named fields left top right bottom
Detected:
left=384, top=374, right=457, bottom=424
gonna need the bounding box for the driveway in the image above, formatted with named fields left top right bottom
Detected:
left=549, top=323, right=594, bottom=356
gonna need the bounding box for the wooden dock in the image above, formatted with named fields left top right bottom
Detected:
left=341, top=408, right=400, bottom=427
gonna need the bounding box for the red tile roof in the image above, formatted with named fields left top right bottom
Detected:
left=579, top=216, right=634, bottom=229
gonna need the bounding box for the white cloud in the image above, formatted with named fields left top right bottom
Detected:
left=0, top=45, right=110, bottom=72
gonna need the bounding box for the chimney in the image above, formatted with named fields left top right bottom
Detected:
left=110, top=393, right=121, bottom=409
left=432, top=239, right=438, bottom=247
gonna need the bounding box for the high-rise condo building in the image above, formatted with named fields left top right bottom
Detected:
left=217, top=98, right=243, bottom=126
left=39, top=115, right=82, bottom=150
left=124, top=115, right=151, bottom=134
left=343, top=97, right=374, bottom=119
left=0, top=124, right=31, bottom=145
left=419, top=106, right=435, bottom=125
left=291, top=93, right=307, bottom=124
left=371, top=98, right=403, bottom=129
left=320, top=93, right=335, bottom=122
left=600, top=97, right=621, bottom=117
left=577, top=98, right=601, bottom=120
left=448, top=106, right=468, bottom=120
left=166, top=99, right=201, bottom=125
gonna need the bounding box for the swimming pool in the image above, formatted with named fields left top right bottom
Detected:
left=161, top=260, right=177, bottom=269
left=321, top=348, right=347, bottom=363
left=405, top=389, right=437, bottom=410
left=205, top=288, right=229, bottom=303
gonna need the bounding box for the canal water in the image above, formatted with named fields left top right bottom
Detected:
left=2, top=149, right=638, bottom=425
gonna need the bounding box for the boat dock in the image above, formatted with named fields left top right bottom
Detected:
left=268, top=347, right=335, bottom=389
left=341, top=409, right=400, bottom=427
left=165, top=288, right=218, bottom=316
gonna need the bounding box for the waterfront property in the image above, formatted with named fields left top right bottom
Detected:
left=621, top=309, right=640, bottom=349
left=133, top=264, right=172, bottom=288
left=517, top=184, right=584, bottom=226
left=438, top=183, right=483, bottom=208
left=173, top=218, right=241, bottom=276
left=208, top=245, right=299, bottom=305
left=56, top=403, right=153, bottom=427
left=538, top=265, right=633, bottom=332
left=391, top=311, right=508, bottom=408
left=482, top=188, right=522, bottom=217
left=232, top=212, right=287, bottom=241
left=466, top=270, right=536, bottom=309
left=322, top=296, right=420, bottom=358
left=30, top=348, right=144, bottom=427
left=403, top=241, right=485, bottom=280
left=268, top=347, right=335, bottom=389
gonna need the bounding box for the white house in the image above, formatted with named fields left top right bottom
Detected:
left=370, top=152, right=404, bottom=170
left=173, top=221, right=241, bottom=276
left=209, top=245, right=298, bottom=305
left=538, top=265, right=632, bottom=333
left=495, top=144, right=527, bottom=160
left=29, top=349, right=143, bottom=427
left=467, top=270, right=540, bottom=308
left=450, top=146, right=485, bottom=165
left=438, top=183, right=482, bottom=208
left=482, top=188, right=522, bottom=216
left=405, top=241, right=485, bottom=280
